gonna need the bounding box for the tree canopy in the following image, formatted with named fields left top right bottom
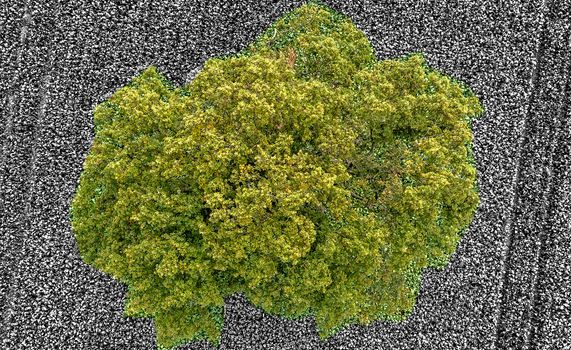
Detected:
left=69, top=1, right=483, bottom=348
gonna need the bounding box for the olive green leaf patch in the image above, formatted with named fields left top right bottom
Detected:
left=69, top=1, right=483, bottom=348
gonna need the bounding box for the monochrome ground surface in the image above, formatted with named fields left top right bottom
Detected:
left=1, top=0, right=570, bottom=349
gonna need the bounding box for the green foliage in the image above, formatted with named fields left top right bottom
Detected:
left=69, top=1, right=483, bottom=348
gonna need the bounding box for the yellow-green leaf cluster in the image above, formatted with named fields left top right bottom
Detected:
left=69, top=1, right=483, bottom=348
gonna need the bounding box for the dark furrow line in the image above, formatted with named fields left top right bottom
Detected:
left=0, top=21, right=56, bottom=346
left=491, top=0, right=550, bottom=347
left=0, top=2, right=32, bottom=171
left=525, top=30, right=571, bottom=350
left=1, top=72, right=54, bottom=339
left=0, top=0, right=32, bottom=337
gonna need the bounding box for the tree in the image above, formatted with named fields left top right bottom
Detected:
left=69, top=1, right=483, bottom=348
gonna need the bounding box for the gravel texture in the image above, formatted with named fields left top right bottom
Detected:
left=1, top=0, right=570, bottom=349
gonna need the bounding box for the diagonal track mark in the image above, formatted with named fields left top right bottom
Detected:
left=0, top=27, right=56, bottom=347
left=0, top=0, right=32, bottom=337
left=492, top=0, right=550, bottom=347
left=525, top=29, right=571, bottom=350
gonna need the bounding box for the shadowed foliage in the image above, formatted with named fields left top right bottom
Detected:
left=69, top=1, right=483, bottom=348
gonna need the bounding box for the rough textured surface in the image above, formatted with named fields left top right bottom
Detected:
left=1, top=0, right=569, bottom=349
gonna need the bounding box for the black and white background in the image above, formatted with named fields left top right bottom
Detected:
left=1, top=0, right=570, bottom=349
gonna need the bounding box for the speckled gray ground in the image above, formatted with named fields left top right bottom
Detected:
left=1, top=0, right=570, bottom=349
